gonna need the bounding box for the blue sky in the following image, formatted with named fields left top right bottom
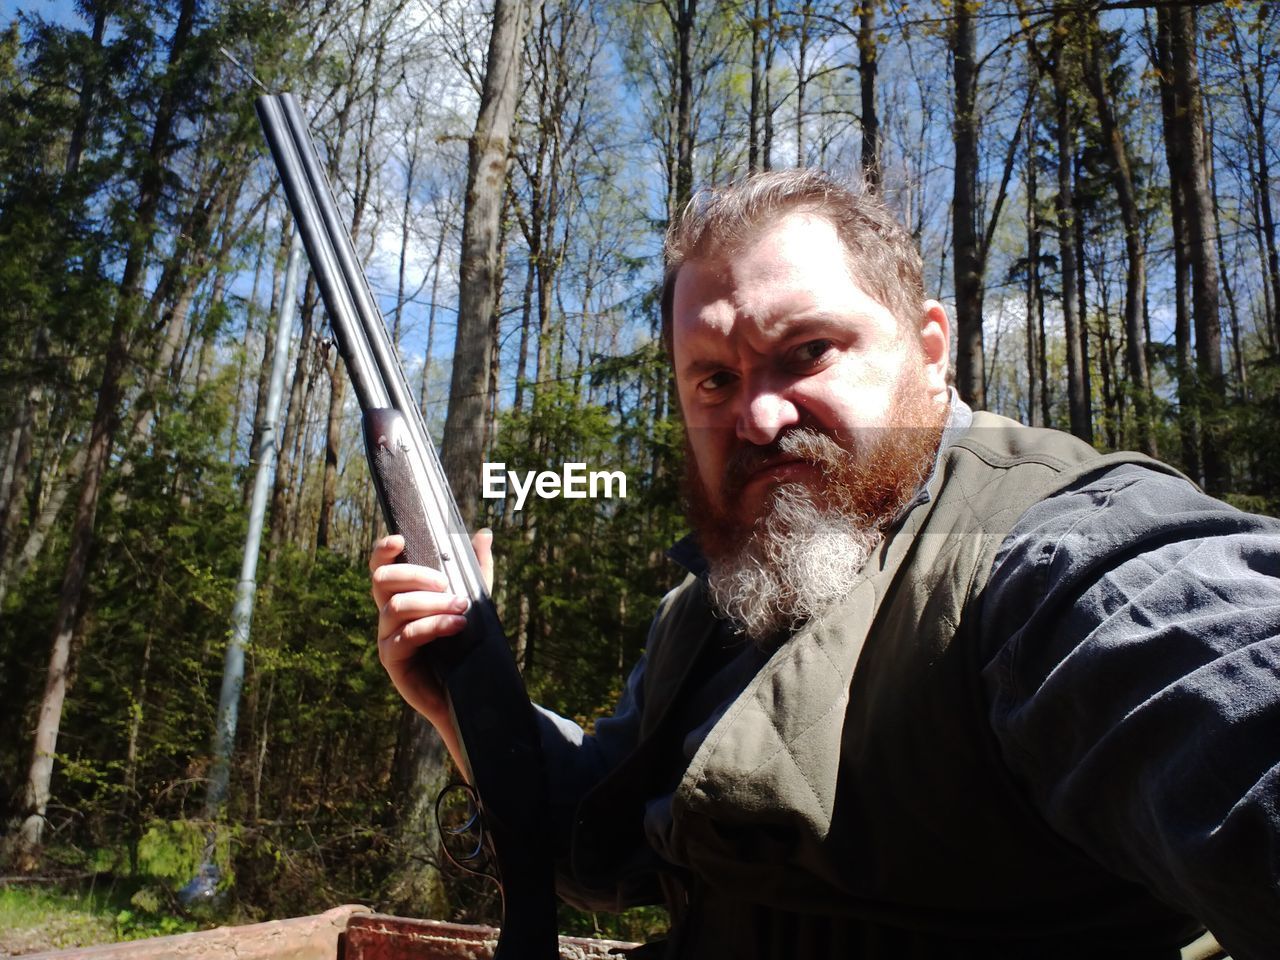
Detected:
left=3, top=1, right=82, bottom=25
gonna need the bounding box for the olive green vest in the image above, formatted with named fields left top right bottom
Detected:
left=573, top=413, right=1208, bottom=958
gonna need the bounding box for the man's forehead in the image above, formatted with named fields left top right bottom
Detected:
left=674, top=277, right=830, bottom=338
left=687, top=208, right=843, bottom=271
left=679, top=214, right=843, bottom=289
left=673, top=221, right=866, bottom=334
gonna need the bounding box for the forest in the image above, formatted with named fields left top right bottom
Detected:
left=1, top=0, right=1278, bottom=943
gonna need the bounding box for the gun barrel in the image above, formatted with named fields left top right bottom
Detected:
left=255, top=93, right=487, bottom=604
left=255, top=93, right=559, bottom=958
left=254, top=94, right=390, bottom=412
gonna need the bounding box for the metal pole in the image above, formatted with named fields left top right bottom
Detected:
left=183, top=229, right=302, bottom=905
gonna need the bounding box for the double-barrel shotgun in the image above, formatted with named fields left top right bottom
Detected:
left=254, top=92, right=557, bottom=960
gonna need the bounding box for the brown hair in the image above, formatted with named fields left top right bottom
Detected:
left=660, top=169, right=926, bottom=354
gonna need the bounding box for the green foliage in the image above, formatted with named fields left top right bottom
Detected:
left=114, top=904, right=197, bottom=940
left=1221, top=358, right=1280, bottom=514
left=490, top=349, right=687, bottom=726
left=558, top=902, right=671, bottom=944
left=135, top=820, right=230, bottom=888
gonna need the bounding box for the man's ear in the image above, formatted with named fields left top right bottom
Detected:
left=919, top=300, right=951, bottom=398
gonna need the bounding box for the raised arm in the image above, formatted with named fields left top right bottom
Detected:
left=370, top=529, right=495, bottom=775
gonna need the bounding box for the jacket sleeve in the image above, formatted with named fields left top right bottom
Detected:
left=981, top=465, right=1280, bottom=960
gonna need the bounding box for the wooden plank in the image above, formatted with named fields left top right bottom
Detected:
left=340, top=915, right=638, bottom=960
left=17, top=905, right=370, bottom=960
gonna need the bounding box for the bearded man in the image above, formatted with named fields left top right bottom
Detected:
left=371, top=170, right=1280, bottom=959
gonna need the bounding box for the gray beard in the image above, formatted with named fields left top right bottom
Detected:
left=705, top=484, right=883, bottom=645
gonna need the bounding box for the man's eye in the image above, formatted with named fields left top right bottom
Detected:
left=791, top=339, right=833, bottom=368
left=698, top=370, right=735, bottom=393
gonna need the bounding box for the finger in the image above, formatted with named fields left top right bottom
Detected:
left=473, top=527, right=494, bottom=594
left=380, top=590, right=470, bottom=633
left=401, top=612, right=469, bottom=643
left=371, top=562, right=450, bottom=606
left=369, top=534, right=406, bottom=573
left=379, top=614, right=469, bottom=662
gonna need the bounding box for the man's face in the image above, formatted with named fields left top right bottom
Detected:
left=672, top=210, right=951, bottom=529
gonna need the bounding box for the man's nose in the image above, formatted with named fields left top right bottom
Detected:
left=736, top=385, right=801, bottom=445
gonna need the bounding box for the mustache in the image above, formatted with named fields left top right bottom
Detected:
left=721, top=428, right=849, bottom=502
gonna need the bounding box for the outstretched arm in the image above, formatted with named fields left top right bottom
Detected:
left=983, top=465, right=1280, bottom=960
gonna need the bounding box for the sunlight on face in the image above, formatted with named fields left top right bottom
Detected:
left=670, top=211, right=951, bottom=641
left=672, top=210, right=949, bottom=525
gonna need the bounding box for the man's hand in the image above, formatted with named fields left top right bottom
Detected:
left=370, top=529, right=495, bottom=737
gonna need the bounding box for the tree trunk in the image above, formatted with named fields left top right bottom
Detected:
left=393, top=143, right=419, bottom=347
left=1052, top=22, right=1092, bottom=443
left=762, top=0, right=775, bottom=170
left=514, top=251, right=536, bottom=413
left=748, top=0, right=764, bottom=172
left=1024, top=105, right=1043, bottom=428
left=794, top=1, right=810, bottom=166
left=1083, top=15, right=1154, bottom=455
left=1250, top=61, right=1280, bottom=353
left=315, top=360, right=346, bottom=551
left=229, top=208, right=273, bottom=465
left=1164, top=4, right=1228, bottom=492
left=1093, top=259, right=1119, bottom=449
left=63, top=4, right=106, bottom=183
left=1153, top=11, right=1201, bottom=483
left=267, top=277, right=318, bottom=561
left=524, top=19, right=552, bottom=401
left=246, top=222, right=292, bottom=505
left=1226, top=11, right=1279, bottom=353
left=858, top=0, right=881, bottom=190
left=1172, top=176, right=1201, bottom=480
left=535, top=76, right=568, bottom=406
left=121, top=628, right=153, bottom=840
left=440, top=0, right=528, bottom=528
left=1074, top=152, right=1092, bottom=431
left=194, top=263, right=230, bottom=396
left=387, top=702, right=450, bottom=914
left=484, top=194, right=512, bottom=459
left=0, top=330, right=43, bottom=579
left=1205, top=110, right=1246, bottom=398
left=0, top=444, right=83, bottom=610
left=951, top=0, right=984, bottom=407
left=673, top=0, right=696, bottom=214
left=1215, top=203, right=1246, bottom=397
left=418, top=206, right=449, bottom=422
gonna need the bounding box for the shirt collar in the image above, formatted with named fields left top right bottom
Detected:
left=901, top=387, right=971, bottom=516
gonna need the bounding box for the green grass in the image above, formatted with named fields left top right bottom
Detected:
left=0, top=882, right=197, bottom=955
left=0, top=885, right=116, bottom=954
